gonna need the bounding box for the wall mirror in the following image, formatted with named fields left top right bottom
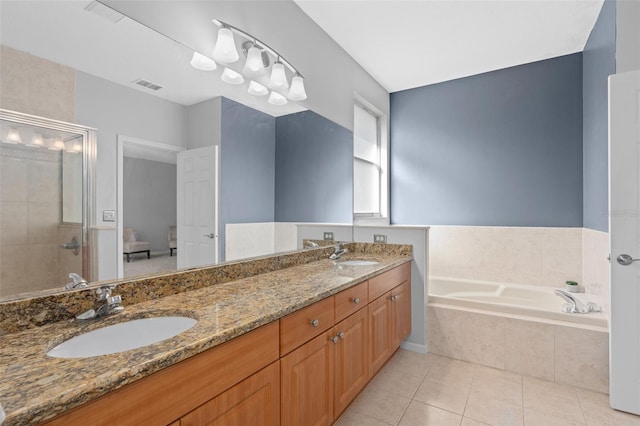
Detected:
left=0, top=0, right=355, bottom=301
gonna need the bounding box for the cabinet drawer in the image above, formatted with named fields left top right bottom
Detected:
left=280, top=297, right=335, bottom=356
left=334, top=281, right=368, bottom=322
left=368, top=262, right=410, bottom=301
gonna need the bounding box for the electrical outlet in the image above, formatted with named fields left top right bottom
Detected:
left=103, top=210, right=116, bottom=222
left=323, top=232, right=334, bottom=241
left=374, top=234, right=387, bottom=243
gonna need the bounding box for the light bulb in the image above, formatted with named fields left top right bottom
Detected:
left=243, top=45, right=265, bottom=76
left=190, top=52, right=217, bottom=71
left=212, top=27, right=239, bottom=63
left=268, top=91, right=288, bottom=106
left=28, top=133, right=44, bottom=147
left=49, top=137, right=64, bottom=151
left=5, top=127, right=21, bottom=144
left=248, top=80, right=268, bottom=96
left=287, top=75, right=307, bottom=101
left=269, top=61, right=289, bottom=90
left=72, top=140, right=83, bottom=152
left=221, top=67, right=244, bottom=85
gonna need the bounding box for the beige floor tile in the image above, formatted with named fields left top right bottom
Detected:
left=383, top=349, right=437, bottom=379
left=427, top=356, right=476, bottom=386
left=461, top=418, right=492, bottom=426
left=575, top=388, right=640, bottom=426
left=398, top=400, right=462, bottom=426
left=465, top=367, right=523, bottom=426
left=334, top=407, right=394, bottom=426
left=414, top=376, right=472, bottom=415
left=348, top=388, right=412, bottom=425
left=523, top=377, right=585, bottom=426
left=368, top=365, right=423, bottom=399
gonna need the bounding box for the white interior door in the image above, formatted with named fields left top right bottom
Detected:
left=609, top=69, right=640, bottom=414
left=177, top=146, right=218, bottom=269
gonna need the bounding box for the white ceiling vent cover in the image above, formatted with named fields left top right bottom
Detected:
left=133, top=79, right=163, bottom=91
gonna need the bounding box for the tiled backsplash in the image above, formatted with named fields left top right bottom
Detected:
left=429, top=226, right=610, bottom=304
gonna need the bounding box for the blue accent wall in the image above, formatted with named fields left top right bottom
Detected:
left=390, top=54, right=584, bottom=227
left=220, top=98, right=276, bottom=261
left=583, top=0, right=616, bottom=232
left=275, top=110, right=353, bottom=223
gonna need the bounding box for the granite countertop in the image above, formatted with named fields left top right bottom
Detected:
left=0, top=249, right=411, bottom=425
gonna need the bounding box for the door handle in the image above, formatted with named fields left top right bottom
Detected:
left=617, top=254, right=640, bottom=266
left=203, top=233, right=217, bottom=239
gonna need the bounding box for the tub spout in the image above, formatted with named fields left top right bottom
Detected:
left=554, top=289, right=589, bottom=314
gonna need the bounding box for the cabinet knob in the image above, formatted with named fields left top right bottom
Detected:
left=353, top=297, right=360, bottom=304
left=337, top=331, right=345, bottom=340
left=310, top=319, right=319, bottom=327
left=331, top=335, right=339, bottom=344
left=390, top=295, right=397, bottom=302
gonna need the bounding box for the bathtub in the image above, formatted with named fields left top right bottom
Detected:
left=428, top=275, right=608, bottom=329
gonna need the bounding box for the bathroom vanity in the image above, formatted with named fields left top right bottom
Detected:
left=0, top=244, right=411, bottom=425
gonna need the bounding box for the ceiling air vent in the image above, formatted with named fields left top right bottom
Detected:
left=133, top=79, right=163, bottom=91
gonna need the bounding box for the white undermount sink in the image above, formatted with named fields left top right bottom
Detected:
left=339, top=260, right=380, bottom=266
left=47, top=316, right=198, bottom=358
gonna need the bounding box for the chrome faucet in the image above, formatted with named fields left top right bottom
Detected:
left=554, top=289, right=601, bottom=314
left=65, top=273, right=88, bottom=290
left=76, top=285, right=124, bottom=320
left=329, top=243, right=349, bottom=260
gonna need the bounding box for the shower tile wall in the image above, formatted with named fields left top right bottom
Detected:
left=0, top=148, right=63, bottom=296
left=429, top=226, right=610, bottom=304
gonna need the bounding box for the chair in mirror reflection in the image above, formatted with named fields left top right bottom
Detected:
left=123, top=227, right=150, bottom=262
left=169, top=226, right=177, bottom=256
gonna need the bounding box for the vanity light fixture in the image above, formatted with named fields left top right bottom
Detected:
left=268, top=91, right=288, bottom=106
left=49, top=137, right=65, bottom=151
left=212, top=26, right=239, bottom=63
left=190, top=52, right=217, bottom=71
left=221, top=67, right=244, bottom=85
left=5, top=127, right=22, bottom=144
left=27, top=133, right=45, bottom=147
left=248, top=80, right=268, bottom=96
left=189, top=19, right=307, bottom=104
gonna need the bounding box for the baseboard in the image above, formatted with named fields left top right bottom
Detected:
left=400, top=341, right=427, bottom=354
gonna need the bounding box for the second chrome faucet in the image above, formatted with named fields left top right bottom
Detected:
left=76, top=285, right=124, bottom=320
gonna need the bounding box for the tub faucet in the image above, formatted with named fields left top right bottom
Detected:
left=65, top=273, right=88, bottom=290
left=554, top=289, right=589, bottom=314
left=76, top=285, right=124, bottom=320
left=329, top=244, right=349, bottom=260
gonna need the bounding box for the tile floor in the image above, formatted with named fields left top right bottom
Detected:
left=123, top=252, right=177, bottom=278
left=336, top=349, right=640, bottom=426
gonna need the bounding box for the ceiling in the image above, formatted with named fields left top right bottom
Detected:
left=0, top=0, right=605, bottom=110
left=0, top=1, right=305, bottom=116
left=294, top=0, right=605, bottom=93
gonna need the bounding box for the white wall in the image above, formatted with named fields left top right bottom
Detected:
left=75, top=71, right=187, bottom=279
left=616, top=0, right=640, bottom=73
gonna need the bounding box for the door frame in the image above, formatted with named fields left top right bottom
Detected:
left=116, top=135, right=184, bottom=278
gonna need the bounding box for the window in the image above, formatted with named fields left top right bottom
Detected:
left=353, top=102, right=388, bottom=221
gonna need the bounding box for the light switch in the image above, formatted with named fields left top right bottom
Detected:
left=103, top=210, right=116, bottom=222
left=323, top=232, right=334, bottom=241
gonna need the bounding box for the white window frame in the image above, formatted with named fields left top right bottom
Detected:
left=353, top=97, right=389, bottom=225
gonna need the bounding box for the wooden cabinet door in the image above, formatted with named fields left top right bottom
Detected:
left=368, top=294, right=392, bottom=376
left=391, top=280, right=411, bottom=348
left=180, top=361, right=280, bottom=426
left=281, top=330, right=335, bottom=426
left=333, top=308, right=369, bottom=418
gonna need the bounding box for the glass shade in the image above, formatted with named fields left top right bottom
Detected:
left=287, top=75, right=307, bottom=101
left=190, top=52, right=217, bottom=71
left=243, top=45, right=265, bottom=75
left=212, top=27, right=239, bottom=63
left=221, top=67, right=245, bottom=85
left=50, top=137, right=65, bottom=151
left=269, top=62, right=289, bottom=90
left=5, top=127, right=21, bottom=144
left=248, top=80, right=268, bottom=96
left=28, top=133, right=44, bottom=147
left=268, top=91, right=288, bottom=106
